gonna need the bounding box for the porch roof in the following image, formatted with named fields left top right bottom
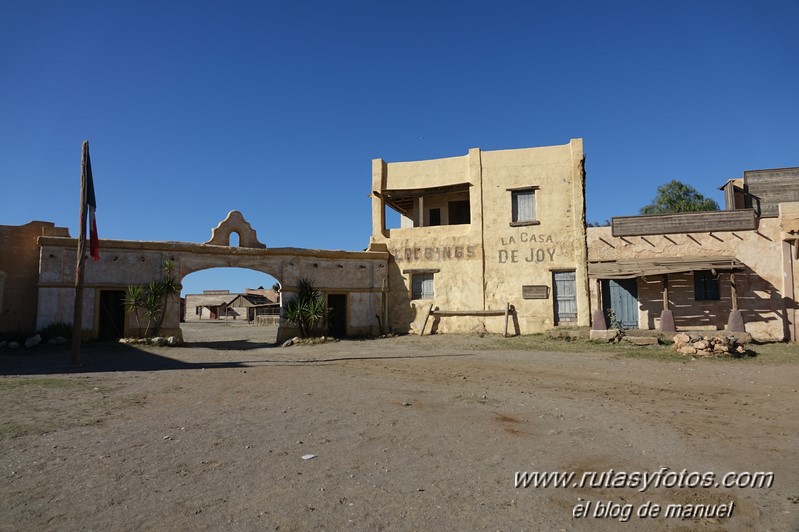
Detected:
left=376, top=182, right=472, bottom=217
left=588, top=256, right=745, bottom=279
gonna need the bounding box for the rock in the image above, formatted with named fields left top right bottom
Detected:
left=713, top=344, right=730, bottom=354
left=672, top=332, right=690, bottom=347
left=694, top=340, right=709, bottom=350
left=151, top=337, right=167, bottom=347
left=678, top=346, right=697, bottom=355
left=589, top=329, right=618, bottom=342
left=728, top=332, right=752, bottom=344
left=48, top=336, right=67, bottom=346
left=282, top=336, right=299, bottom=348
left=736, top=345, right=746, bottom=354
left=167, top=336, right=180, bottom=346
left=24, top=334, right=42, bottom=348
left=8, top=342, right=19, bottom=349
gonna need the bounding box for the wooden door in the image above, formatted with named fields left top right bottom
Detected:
left=553, top=271, right=577, bottom=324
left=602, top=279, right=638, bottom=329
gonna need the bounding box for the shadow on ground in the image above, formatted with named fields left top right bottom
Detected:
left=0, top=340, right=477, bottom=376
left=0, top=342, right=255, bottom=376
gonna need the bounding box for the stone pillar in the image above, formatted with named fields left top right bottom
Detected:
left=659, top=274, right=676, bottom=333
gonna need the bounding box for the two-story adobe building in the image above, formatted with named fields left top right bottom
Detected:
left=368, top=139, right=590, bottom=335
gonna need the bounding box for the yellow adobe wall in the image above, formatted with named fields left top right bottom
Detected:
left=371, top=140, right=589, bottom=334
left=482, top=139, right=589, bottom=332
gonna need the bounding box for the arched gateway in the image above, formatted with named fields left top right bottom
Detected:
left=36, top=211, right=389, bottom=342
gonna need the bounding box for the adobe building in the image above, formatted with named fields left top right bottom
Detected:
left=586, top=167, right=799, bottom=341
left=368, top=139, right=590, bottom=335
left=4, top=143, right=797, bottom=344
left=0, top=221, right=70, bottom=336
left=33, top=211, right=389, bottom=342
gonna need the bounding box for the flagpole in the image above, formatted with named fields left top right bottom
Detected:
left=71, top=141, right=90, bottom=365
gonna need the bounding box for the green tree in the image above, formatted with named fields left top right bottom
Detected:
left=639, top=180, right=719, bottom=215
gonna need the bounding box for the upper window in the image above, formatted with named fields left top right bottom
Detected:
left=412, top=273, right=435, bottom=300
left=694, top=271, right=720, bottom=301
left=428, top=208, right=441, bottom=226
left=448, top=201, right=471, bottom=225
left=511, top=189, right=537, bottom=225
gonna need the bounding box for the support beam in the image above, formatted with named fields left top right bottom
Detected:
left=659, top=274, right=676, bottom=333
left=726, top=272, right=746, bottom=333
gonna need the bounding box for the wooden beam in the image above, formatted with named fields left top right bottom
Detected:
left=611, top=209, right=757, bottom=237
left=432, top=309, right=507, bottom=316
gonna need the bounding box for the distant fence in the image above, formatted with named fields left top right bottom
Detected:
left=254, top=315, right=281, bottom=326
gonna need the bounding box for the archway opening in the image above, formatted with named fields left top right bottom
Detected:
left=180, top=267, right=282, bottom=345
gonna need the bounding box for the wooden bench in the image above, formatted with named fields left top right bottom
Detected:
left=419, top=303, right=517, bottom=337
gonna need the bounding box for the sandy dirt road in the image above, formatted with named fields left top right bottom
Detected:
left=1, top=322, right=797, bottom=531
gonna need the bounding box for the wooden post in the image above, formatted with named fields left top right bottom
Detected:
left=419, top=304, right=433, bottom=336
left=503, top=302, right=510, bottom=337
left=591, top=279, right=607, bottom=330
left=71, top=141, right=90, bottom=365
left=659, top=274, right=676, bottom=333
left=727, top=271, right=745, bottom=333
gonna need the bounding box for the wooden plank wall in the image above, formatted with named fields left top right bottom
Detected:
left=744, top=168, right=799, bottom=218
left=611, top=209, right=757, bottom=237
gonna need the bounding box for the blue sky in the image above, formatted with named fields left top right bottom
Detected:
left=2, top=1, right=797, bottom=296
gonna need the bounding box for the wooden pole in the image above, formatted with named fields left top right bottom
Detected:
left=662, top=275, right=669, bottom=310
left=730, top=272, right=738, bottom=311
left=503, top=302, right=510, bottom=337
left=71, top=141, right=90, bottom=365
left=419, top=304, right=433, bottom=336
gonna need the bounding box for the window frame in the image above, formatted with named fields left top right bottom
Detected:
left=404, top=269, right=438, bottom=300
left=694, top=270, right=721, bottom=301
left=508, top=186, right=540, bottom=227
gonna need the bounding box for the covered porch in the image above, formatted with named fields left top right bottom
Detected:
left=588, top=256, right=746, bottom=334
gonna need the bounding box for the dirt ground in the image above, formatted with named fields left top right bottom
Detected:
left=1, top=322, right=798, bottom=531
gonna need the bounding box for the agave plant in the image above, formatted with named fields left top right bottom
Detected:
left=123, top=260, right=182, bottom=338
left=283, top=278, right=331, bottom=338
left=122, top=284, right=147, bottom=337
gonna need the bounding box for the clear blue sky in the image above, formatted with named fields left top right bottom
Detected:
left=2, top=1, right=797, bottom=296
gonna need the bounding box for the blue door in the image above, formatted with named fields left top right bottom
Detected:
left=553, top=271, right=577, bottom=324
left=602, top=279, right=638, bottom=329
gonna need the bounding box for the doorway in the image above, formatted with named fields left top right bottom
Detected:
left=602, top=279, right=639, bottom=329
left=327, top=294, right=347, bottom=338
left=98, top=290, right=125, bottom=340
left=553, top=271, right=577, bottom=324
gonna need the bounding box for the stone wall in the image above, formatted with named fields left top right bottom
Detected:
left=0, top=221, right=69, bottom=335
